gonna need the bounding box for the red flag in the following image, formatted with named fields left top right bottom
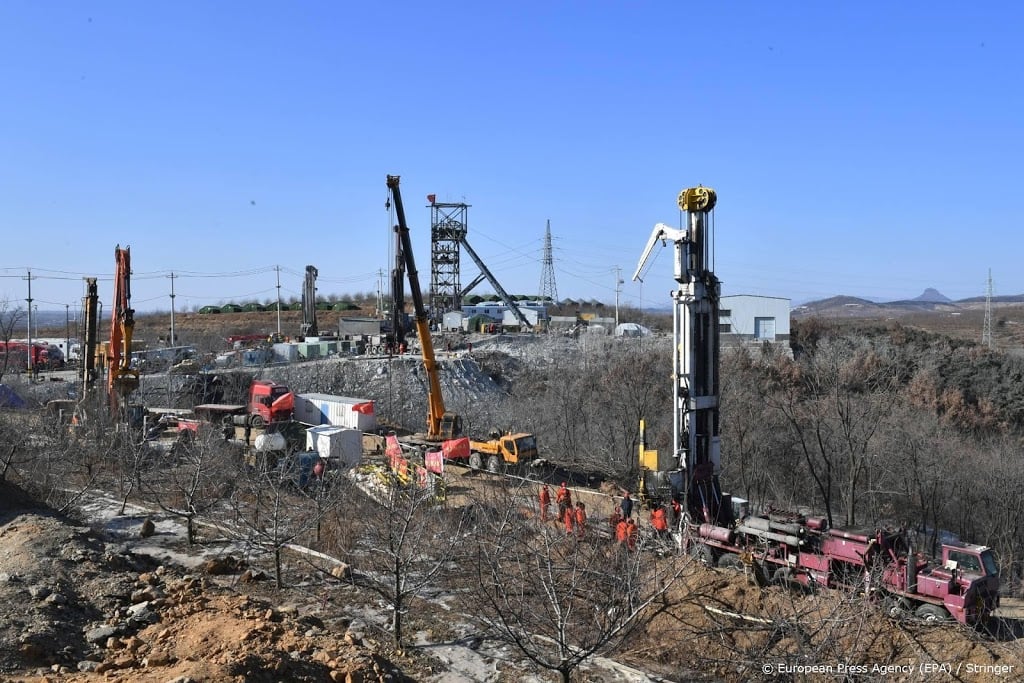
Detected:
left=352, top=401, right=374, bottom=415
left=427, top=194, right=436, bottom=204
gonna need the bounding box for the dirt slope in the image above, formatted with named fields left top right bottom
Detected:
left=0, top=481, right=405, bottom=682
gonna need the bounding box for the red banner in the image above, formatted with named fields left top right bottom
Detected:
left=441, top=437, right=470, bottom=460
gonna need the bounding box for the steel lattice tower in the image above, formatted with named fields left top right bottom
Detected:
left=429, top=200, right=469, bottom=318
left=538, top=220, right=558, bottom=303
left=982, top=269, right=993, bottom=349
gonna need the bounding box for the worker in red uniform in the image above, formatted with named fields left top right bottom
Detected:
left=574, top=501, right=587, bottom=538
left=625, top=517, right=638, bottom=551
left=671, top=498, right=682, bottom=528
left=539, top=484, right=552, bottom=522
left=608, top=506, right=622, bottom=541
left=615, top=517, right=629, bottom=545
left=563, top=503, right=575, bottom=535
left=651, top=504, right=669, bottom=538
left=556, top=482, right=572, bottom=520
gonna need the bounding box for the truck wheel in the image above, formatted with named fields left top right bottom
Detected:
left=884, top=596, right=913, bottom=618
left=250, top=415, right=265, bottom=428
left=689, top=543, right=714, bottom=567
left=469, top=452, right=483, bottom=470
left=486, top=455, right=502, bottom=474
left=717, top=553, right=744, bottom=571
left=771, top=567, right=792, bottom=586
left=915, top=604, right=949, bottom=623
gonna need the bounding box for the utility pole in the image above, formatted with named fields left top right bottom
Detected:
left=982, top=269, right=993, bottom=349
left=65, top=304, right=70, bottom=360
left=275, top=265, right=282, bottom=335
left=377, top=268, right=385, bottom=318
left=614, top=266, right=623, bottom=327
left=168, top=272, right=177, bottom=346
left=24, top=270, right=34, bottom=378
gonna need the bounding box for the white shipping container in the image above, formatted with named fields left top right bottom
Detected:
left=294, top=393, right=377, bottom=432
left=306, top=425, right=363, bottom=472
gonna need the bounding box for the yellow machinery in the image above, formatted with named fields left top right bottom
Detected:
left=387, top=176, right=462, bottom=440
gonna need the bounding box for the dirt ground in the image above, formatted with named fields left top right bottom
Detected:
left=5, top=475, right=1024, bottom=683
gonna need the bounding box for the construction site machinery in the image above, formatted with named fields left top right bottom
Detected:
left=633, top=188, right=999, bottom=625
left=300, top=265, right=319, bottom=338
left=387, top=174, right=462, bottom=441
left=633, top=186, right=723, bottom=525
left=193, top=379, right=294, bottom=429
left=468, top=432, right=539, bottom=473
left=689, top=508, right=1000, bottom=625
left=107, top=246, right=139, bottom=419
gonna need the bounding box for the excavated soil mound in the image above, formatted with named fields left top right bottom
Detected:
left=631, top=563, right=1024, bottom=682
left=0, top=484, right=407, bottom=683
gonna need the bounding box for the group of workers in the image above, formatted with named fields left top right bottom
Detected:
left=539, top=483, right=678, bottom=549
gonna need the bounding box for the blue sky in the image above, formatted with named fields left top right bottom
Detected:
left=1, top=2, right=1021, bottom=317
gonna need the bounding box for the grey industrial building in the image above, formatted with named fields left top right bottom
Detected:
left=719, top=294, right=790, bottom=346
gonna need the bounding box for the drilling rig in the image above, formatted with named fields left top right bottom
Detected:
left=633, top=186, right=727, bottom=526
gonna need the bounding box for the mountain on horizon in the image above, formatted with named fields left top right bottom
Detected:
left=911, top=288, right=952, bottom=304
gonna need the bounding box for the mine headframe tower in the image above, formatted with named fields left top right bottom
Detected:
left=429, top=200, right=468, bottom=320
left=427, top=196, right=532, bottom=329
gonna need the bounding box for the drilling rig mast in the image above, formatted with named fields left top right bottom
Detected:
left=633, top=186, right=724, bottom=524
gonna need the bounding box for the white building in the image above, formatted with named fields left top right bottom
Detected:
left=719, top=295, right=790, bottom=345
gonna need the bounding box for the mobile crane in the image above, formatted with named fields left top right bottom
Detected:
left=387, top=175, right=462, bottom=441
left=633, top=188, right=999, bottom=625
left=107, top=245, right=139, bottom=420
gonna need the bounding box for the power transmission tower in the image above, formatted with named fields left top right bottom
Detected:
left=538, top=220, right=558, bottom=304
left=982, top=268, right=993, bottom=349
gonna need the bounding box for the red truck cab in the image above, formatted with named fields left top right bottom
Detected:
left=249, top=380, right=294, bottom=426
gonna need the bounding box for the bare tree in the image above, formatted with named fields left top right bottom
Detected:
left=339, top=476, right=466, bottom=650
left=225, top=455, right=346, bottom=588
left=142, top=430, right=234, bottom=544
left=461, top=481, right=686, bottom=683
left=0, top=298, right=26, bottom=382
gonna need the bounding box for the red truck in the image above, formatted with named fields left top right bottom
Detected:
left=192, top=379, right=294, bottom=428
left=687, top=505, right=1000, bottom=626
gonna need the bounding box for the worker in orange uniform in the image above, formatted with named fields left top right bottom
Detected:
left=608, top=506, right=622, bottom=542
left=651, top=504, right=669, bottom=538
left=556, top=482, right=572, bottom=521
left=574, top=501, right=587, bottom=538
left=563, top=503, right=575, bottom=535
left=615, top=516, right=630, bottom=545
left=539, top=484, right=552, bottom=522
left=671, top=498, right=682, bottom=528
left=625, top=517, right=639, bottom=551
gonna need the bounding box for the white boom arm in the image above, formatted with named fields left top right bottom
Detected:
left=632, top=222, right=688, bottom=283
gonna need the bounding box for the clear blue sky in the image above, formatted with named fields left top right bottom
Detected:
left=2, top=2, right=1021, bottom=317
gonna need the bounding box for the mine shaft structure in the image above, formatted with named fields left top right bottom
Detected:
left=633, top=186, right=724, bottom=524
left=427, top=197, right=532, bottom=329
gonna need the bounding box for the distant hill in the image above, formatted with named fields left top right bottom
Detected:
left=912, top=288, right=952, bottom=303
left=794, top=288, right=1024, bottom=319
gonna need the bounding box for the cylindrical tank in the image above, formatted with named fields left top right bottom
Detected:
left=744, top=516, right=772, bottom=531
left=254, top=432, right=287, bottom=452
left=699, top=523, right=733, bottom=544
left=735, top=524, right=802, bottom=547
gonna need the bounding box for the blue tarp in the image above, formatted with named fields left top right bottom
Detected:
left=0, top=384, right=27, bottom=409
